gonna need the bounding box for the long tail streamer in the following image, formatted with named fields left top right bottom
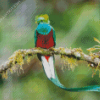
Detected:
left=41, top=55, right=100, bottom=92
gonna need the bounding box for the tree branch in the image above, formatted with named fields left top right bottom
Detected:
left=0, top=47, right=100, bottom=78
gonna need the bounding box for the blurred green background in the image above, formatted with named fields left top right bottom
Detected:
left=0, top=0, right=100, bottom=100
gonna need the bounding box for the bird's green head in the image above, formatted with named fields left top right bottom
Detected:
left=35, top=14, right=50, bottom=24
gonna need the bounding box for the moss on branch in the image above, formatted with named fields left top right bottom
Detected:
left=0, top=46, right=100, bottom=79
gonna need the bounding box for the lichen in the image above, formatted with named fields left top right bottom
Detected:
left=88, top=61, right=100, bottom=77
left=61, top=55, right=77, bottom=71
left=59, top=47, right=66, bottom=54
left=1, top=49, right=34, bottom=79
left=9, top=50, right=24, bottom=66
left=87, top=38, right=100, bottom=53
left=1, top=71, right=8, bottom=79
left=87, top=38, right=100, bottom=77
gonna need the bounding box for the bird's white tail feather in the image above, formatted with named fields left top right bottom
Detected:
left=41, top=56, right=55, bottom=79
left=48, top=56, right=55, bottom=79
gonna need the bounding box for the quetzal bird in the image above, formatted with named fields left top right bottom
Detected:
left=34, top=14, right=100, bottom=92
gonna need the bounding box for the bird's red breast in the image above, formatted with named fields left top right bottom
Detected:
left=36, top=29, right=54, bottom=49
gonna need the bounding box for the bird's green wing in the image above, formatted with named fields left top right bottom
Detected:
left=34, top=29, right=37, bottom=47
left=52, top=28, right=56, bottom=46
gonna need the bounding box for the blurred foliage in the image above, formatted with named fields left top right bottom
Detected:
left=0, top=0, right=100, bottom=100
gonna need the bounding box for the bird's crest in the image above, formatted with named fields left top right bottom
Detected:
left=35, top=14, right=50, bottom=24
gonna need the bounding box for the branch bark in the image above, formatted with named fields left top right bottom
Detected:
left=0, top=47, right=100, bottom=74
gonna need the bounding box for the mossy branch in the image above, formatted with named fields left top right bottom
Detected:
left=0, top=46, right=100, bottom=78
left=0, top=37, right=100, bottom=78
